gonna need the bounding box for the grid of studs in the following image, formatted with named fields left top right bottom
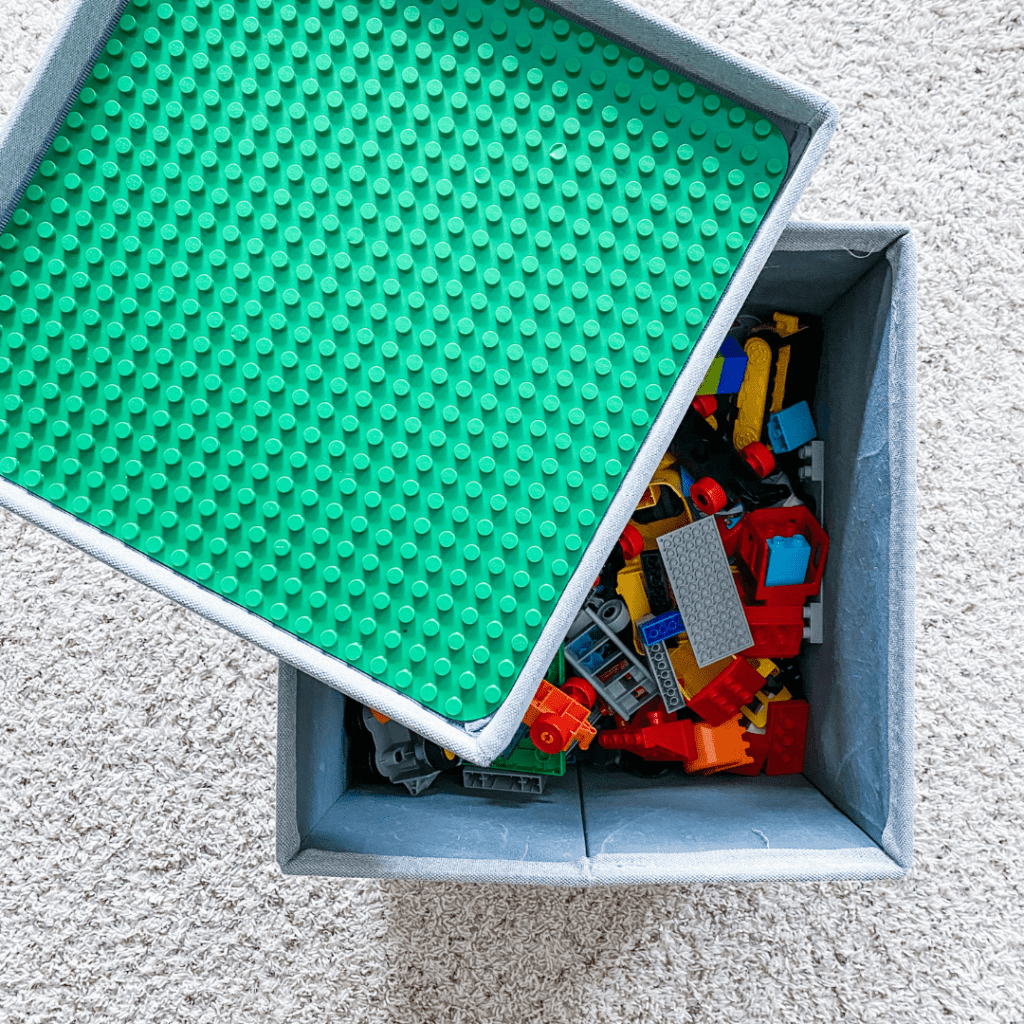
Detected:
left=0, top=0, right=787, bottom=720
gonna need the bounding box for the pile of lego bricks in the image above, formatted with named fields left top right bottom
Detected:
left=354, top=311, right=828, bottom=795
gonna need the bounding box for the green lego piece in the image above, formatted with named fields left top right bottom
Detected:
left=490, top=736, right=565, bottom=777
left=0, top=0, right=788, bottom=721
left=695, top=355, right=723, bottom=396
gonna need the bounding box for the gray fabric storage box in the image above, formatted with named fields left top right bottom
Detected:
left=277, top=221, right=917, bottom=884
left=0, top=0, right=837, bottom=766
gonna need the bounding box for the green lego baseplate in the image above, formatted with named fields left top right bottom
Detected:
left=490, top=734, right=565, bottom=775
left=0, top=0, right=788, bottom=721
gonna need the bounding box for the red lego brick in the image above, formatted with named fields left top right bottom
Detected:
left=618, top=523, right=644, bottom=561
left=764, top=699, right=809, bottom=775
left=735, top=507, right=829, bottom=606
left=726, top=729, right=770, bottom=775
left=740, top=603, right=805, bottom=658
left=685, top=657, right=765, bottom=726
left=598, top=701, right=697, bottom=762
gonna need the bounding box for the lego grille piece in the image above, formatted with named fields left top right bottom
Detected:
left=0, top=0, right=788, bottom=721
left=657, top=516, right=752, bottom=667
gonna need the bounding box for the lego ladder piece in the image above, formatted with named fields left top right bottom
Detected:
left=463, top=769, right=547, bottom=795
left=657, top=517, right=753, bottom=668
left=645, top=638, right=686, bottom=713
left=564, top=608, right=657, bottom=721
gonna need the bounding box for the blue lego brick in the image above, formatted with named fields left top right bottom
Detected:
left=638, top=611, right=686, bottom=647
left=768, top=401, right=818, bottom=453
left=716, top=336, right=750, bottom=394
left=765, top=535, right=812, bottom=587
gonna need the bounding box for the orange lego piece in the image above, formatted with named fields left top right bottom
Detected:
left=684, top=717, right=753, bottom=775
left=524, top=679, right=597, bottom=755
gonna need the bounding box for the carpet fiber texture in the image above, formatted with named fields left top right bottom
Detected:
left=2, top=0, right=1023, bottom=1021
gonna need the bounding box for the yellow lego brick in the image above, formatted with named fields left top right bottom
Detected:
left=634, top=456, right=680, bottom=512
left=747, top=657, right=780, bottom=680
left=770, top=344, right=791, bottom=416
left=616, top=560, right=652, bottom=654
left=741, top=685, right=792, bottom=729
left=733, top=337, right=773, bottom=451
left=669, top=638, right=735, bottom=701
left=773, top=313, right=801, bottom=338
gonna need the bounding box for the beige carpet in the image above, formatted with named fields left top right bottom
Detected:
left=2, top=0, right=1023, bottom=1021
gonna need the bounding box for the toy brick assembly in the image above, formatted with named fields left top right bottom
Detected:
left=354, top=310, right=829, bottom=793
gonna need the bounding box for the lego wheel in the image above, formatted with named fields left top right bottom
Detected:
left=530, top=713, right=572, bottom=754
left=742, top=441, right=776, bottom=479
left=692, top=395, right=718, bottom=418
left=562, top=676, right=597, bottom=709
left=690, top=477, right=728, bottom=515
left=595, top=597, right=631, bottom=634
left=618, top=523, right=644, bottom=560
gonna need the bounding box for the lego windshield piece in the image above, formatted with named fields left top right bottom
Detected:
left=657, top=516, right=752, bottom=667
left=0, top=0, right=787, bottom=725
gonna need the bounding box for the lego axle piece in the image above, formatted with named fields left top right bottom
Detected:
left=657, top=516, right=753, bottom=668
left=362, top=707, right=460, bottom=796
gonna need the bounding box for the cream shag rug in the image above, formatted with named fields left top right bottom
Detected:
left=1, top=0, right=1023, bottom=1021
